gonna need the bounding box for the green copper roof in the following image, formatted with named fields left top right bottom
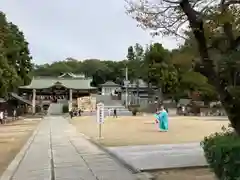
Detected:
left=19, top=77, right=96, bottom=90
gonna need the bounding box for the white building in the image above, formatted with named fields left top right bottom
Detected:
left=100, top=81, right=120, bottom=95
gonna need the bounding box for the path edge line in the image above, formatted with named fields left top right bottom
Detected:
left=0, top=120, right=42, bottom=180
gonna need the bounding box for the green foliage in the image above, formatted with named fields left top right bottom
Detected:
left=144, top=43, right=179, bottom=94
left=127, top=46, right=135, bottom=61
left=126, top=0, right=240, bottom=133
left=0, top=11, right=32, bottom=98
left=6, top=22, right=32, bottom=85
left=32, top=42, right=217, bottom=101
left=0, top=55, right=21, bottom=97
left=62, top=104, right=69, bottom=113
left=201, top=125, right=240, bottom=179
left=126, top=43, right=145, bottom=82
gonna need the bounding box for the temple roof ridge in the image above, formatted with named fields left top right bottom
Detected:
left=58, top=72, right=85, bottom=78
left=19, top=75, right=96, bottom=90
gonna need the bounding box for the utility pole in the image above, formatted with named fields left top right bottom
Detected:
left=125, top=67, right=128, bottom=106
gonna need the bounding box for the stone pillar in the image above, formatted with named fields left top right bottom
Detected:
left=32, top=89, right=36, bottom=114
left=69, top=89, right=73, bottom=111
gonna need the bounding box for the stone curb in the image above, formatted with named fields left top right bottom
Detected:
left=81, top=133, right=140, bottom=173
left=77, top=132, right=154, bottom=180
left=0, top=120, right=41, bottom=180
left=143, top=165, right=209, bottom=172
left=67, top=117, right=141, bottom=174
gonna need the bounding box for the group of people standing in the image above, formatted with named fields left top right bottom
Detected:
left=69, top=108, right=82, bottom=119
left=154, top=106, right=169, bottom=132
left=0, top=109, right=17, bottom=124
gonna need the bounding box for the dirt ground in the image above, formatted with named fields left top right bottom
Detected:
left=151, top=168, right=216, bottom=180
left=70, top=116, right=228, bottom=147
left=0, top=119, right=39, bottom=175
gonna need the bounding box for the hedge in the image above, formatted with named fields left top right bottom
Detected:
left=62, top=104, right=69, bottom=113
left=128, top=104, right=140, bottom=111
left=201, top=124, right=240, bottom=179
left=131, top=108, right=138, bottom=116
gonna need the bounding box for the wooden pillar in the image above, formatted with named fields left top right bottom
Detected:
left=69, top=89, right=72, bottom=111
left=32, top=89, right=36, bottom=114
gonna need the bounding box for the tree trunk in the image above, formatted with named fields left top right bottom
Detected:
left=157, top=86, right=163, bottom=108
left=180, top=0, right=240, bottom=134
left=148, top=82, right=152, bottom=103
left=136, top=79, right=140, bottom=104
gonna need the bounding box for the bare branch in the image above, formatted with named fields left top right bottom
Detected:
left=125, top=0, right=188, bottom=39
left=220, top=0, right=235, bottom=47
left=225, top=0, right=240, bottom=6
left=219, top=0, right=240, bottom=50
left=125, top=0, right=222, bottom=40
left=162, top=0, right=180, bottom=3
left=125, top=0, right=240, bottom=49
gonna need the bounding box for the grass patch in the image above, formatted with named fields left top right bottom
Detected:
left=70, top=116, right=228, bottom=147
left=0, top=120, right=39, bottom=175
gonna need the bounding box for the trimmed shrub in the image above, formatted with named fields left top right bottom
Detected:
left=128, top=104, right=140, bottom=111
left=62, top=105, right=69, bottom=113
left=201, top=124, right=240, bottom=179
left=131, top=108, right=138, bottom=116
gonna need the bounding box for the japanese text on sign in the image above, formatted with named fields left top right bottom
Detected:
left=96, top=103, right=104, bottom=124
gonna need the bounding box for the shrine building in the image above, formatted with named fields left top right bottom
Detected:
left=18, top=73, right=97, bottom=113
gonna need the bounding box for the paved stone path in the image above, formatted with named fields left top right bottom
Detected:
left=108, top=143, right=207, bottom=171
left=9, top=116, right=138, bottom=180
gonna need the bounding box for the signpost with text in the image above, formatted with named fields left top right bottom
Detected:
left=96, top=102, right=104, bottom=139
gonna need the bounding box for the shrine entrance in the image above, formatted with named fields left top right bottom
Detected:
left=19, top=75, right=98, bottom=114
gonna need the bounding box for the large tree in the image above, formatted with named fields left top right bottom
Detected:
left=0, top=55, right=20, bottom=97
left=171, top=42, right=218, bottom=103
left=0, top=12, right=32, bottom=97
left=126, top=43, right=145, bottom=98
left=7, top=22, right=32, bottom=85
left=126, top=0, right=240, bottom=133
left=144, top=43, right=178, bottom=104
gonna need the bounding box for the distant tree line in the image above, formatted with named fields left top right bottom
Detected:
left=32, top=41, right=219, bottom=104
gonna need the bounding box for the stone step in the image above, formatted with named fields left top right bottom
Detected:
left=47, top=103, right=63, bottom=115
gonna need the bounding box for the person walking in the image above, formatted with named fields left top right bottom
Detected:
left=4, top=110, right=8, bottom=124
left=155, top=106, right=169, bottom=132
left=0, top=111, right=3, bottom=124
left=69, top=110, right=73, bottom=119
left=108, top=108, right=111, bottom=117
left=13, top=109, right=17, bottom=121
left=113, top=108, right=117, bottom=118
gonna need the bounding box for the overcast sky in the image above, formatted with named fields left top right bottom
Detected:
left=0, top=0, right=180, bottom=64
